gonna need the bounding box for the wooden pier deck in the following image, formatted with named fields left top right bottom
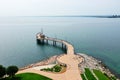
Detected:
left=18, top=33, right=84, bottom=80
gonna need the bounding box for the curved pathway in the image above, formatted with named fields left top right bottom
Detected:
left=18, top=34, right=84, bottom=80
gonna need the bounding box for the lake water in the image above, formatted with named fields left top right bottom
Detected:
left=0, top=17, right=120, bottom=76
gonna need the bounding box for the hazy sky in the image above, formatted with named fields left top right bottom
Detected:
left=0, top=0, right=119, bottom=16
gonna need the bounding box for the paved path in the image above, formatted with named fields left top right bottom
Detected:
left=18, top=34, right=84, bottom=80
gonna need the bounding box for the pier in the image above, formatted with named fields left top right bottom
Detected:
left=18, top=33, right=84, bottom=80
left=36, top=33, right=68, bottom=52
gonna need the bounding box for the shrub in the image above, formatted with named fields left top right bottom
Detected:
left=53, top=65, right=61, bottom=72
left=41, top=65, right=62, bottom=72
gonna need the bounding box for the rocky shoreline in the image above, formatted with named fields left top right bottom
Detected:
left=78, top=53, right=119, bottom=79
left=78, top=54, right=112, bottom=74
left=19, top=53, right=119, bottom=79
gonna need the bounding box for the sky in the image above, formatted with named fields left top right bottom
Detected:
left=0, top=0, right=120, bottom=16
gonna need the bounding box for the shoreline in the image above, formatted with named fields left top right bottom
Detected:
left=19, top=53, right=119, bottom=79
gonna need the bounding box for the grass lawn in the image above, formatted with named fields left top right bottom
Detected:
left=16, top=73, right=52, bottom=80
left=84, top=68, right=96, bottom=80
left=93, top=69, right=110, bottom=80
left=81, top=74, right=86, bottom=80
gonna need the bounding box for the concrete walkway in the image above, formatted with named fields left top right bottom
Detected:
left=18, top=35, right=84, bottom=80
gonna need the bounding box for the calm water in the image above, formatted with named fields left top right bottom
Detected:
left=0, top=17, right=120, bottom=76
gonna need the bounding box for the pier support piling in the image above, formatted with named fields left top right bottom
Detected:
left=46, top=40, right=48, bottom=44
left=62, top=43, right=64, bottom=49
left=53, top=41, right=56, bottom=46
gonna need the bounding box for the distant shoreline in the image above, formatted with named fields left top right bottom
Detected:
left=19, top=15, right=120, bottom=18
left=88, top=15, right=120, bottom=18
left=1, top=15, right=120, bottom=19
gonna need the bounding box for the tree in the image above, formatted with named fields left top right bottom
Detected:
left=0, top=65, right=6, bottom=79
left=7, top=66, right=18, bottom=77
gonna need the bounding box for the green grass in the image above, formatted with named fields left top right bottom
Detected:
left=81, top=74, right=86, bottom=80
left=81, top=68, right=117, bottom=80
left=93, top=69, right=110, bottom=80
left=16, top=73, right=52, bottom=80
left=84, top=68, right=97, bottom=80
